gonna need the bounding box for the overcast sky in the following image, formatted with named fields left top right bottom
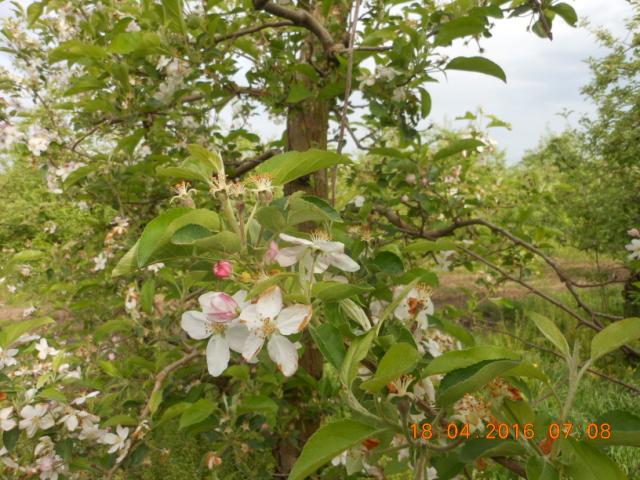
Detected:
left=0, top=0, right=634, bottom=163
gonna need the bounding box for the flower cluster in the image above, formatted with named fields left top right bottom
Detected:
left=182, top=287, right=312, bottom=377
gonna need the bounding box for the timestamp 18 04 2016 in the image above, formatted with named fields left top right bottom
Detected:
left=410, top=422, right=612, bottom=441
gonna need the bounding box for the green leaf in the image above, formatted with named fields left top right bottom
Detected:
left=551, top=3, right=578, bottom=27
left=156, top=402, right=190, bottom=427
left=590, top=317, right=640, bottom=362
left=102, top=415, right=138, bottom=428
left=423, top=346, right=520, bottom=376
left=27, top=2, right=45, bottom=26
left=256, top=206, right=287, bottom=232
left=405, top=238, right=456, bottom=254
left=137, top=209, right=220, bottom=266
left=237, top=395, right=279, bottom=427
left=435, top=16, right=486, bottom=45
left=255, top=149, right=350, bottom=185
left=302, top=196, right=343, bottom=223
left=360, top=343, right=420, bottom=393
left=527, top=457, right=560, bottom=480
left=112, top=241, right=139, bottom=277
left=340, top=330, right=375, bottom=386
left=504, top=361, right=550, bottom=384
left=561, top=438, right=627, bottom=479
left=63, top=76, right=106, bottom=96
left=95, top=319, right=133, bottom=341
left=186, top=144, right=223, bottom=175
left=0, top=317, right=54, bottom=349
left=140, top=279, right=156, bottom=314
left=171, top=224, right=212, bottom=245
left=148, top=389, right=163, bottom=415
left=3, top=428, right=19, bottom=451
left=446, top=56, right=507, bottom=83
left=588, top=410, right=640, bottom=447
left=289, top=419, right=382, bottom=480
left=312, top=282, right=373, bottom=302
left=458, top=438, right=524, bottom=462
left=286, top=83, right=313, bottom=104
left=192, top=231, right=241, bottom=253
left=287, top=197, right=336, bottom=225
left=436, top=359, right=520, bottom=406
left=109, top=31, right=163, bottom=54
left=373, top=251, right=404, bottom=274
left=179, top=399, right=215, bottom=429
left=433, top=139, right=485, bottom=161
left=162, top=0, right=186, bottom=34
left=310, top=323, right=346, bottom=371
left=528, top=311, right=571, bottom=358
left=39, top=388, right=67, bottom=403
left=9, top=249, right=45, bottom=263
left=48, top=40, right=108, bottom=64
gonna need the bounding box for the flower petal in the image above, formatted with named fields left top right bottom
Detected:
left=206, top=335, right=230, bottom=377
left=232, top=289, right=249, bottom=309
left=267, top=334, right=298, bottom=377
left=181, top=311, right=210, bottom=339
left=225, top=323, right=250, bottom=353
left=197, top=292, right=218, bottom=311
left=256, top=286, right=282, bottom=320
left=276, top=304, right=313, bottom=335
left=314, top=240, right=344, bottom=253
left=326, top=252, right=360, bottom=272
left=276, top=246, right=306, bottom=267
left=242, top=332, right=265, bottom=362
left=238, top=304, right=261, bottom=330
left=279, top=233, right=313, bottom=246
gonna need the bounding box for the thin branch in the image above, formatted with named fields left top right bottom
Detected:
left=106, top=350, right=201, bottom=478
left=331, top=0, right=362, bottom=206
left=213, top=20, right=294, bottom=44
left=229, top=149, right=281, bottom=178
left=485, top=327, right=640, bottom=395
left=492, top=457, right=527, bottom=478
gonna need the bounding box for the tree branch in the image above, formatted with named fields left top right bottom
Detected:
left=229, top=149, right=281, bottom=178
left=213, top=20, right=294, bottom=44
left=253, top=0, right=338, bottom=54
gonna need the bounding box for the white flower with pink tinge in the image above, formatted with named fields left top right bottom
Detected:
left=181, top=290, right=251, bottom=376
left=393, top=284, right=435, bottom=329
left=238, top=286, right=312, bottom=377
left=276, top=232, right=360, bottom=273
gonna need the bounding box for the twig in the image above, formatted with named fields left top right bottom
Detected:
left=106, top=349, right=202, bottom=477
left=330, top=0, right=362, bottom=206
left=213, top=20, right=294, bottom=44
left=229, top=149, right=281, bottom=178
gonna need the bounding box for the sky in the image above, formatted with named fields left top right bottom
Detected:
left=0, top=0, right=635, bottom=163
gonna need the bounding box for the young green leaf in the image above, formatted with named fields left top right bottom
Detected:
left=445, top=56, right=507, bottom=83
left=0, top=317, right=54, bottom=349
left=255, top=149, right=350, bottom=185
left=310, top=323, right=346, bottom=371
left=590, top=317, right=640, bottom=362
left=423, top=345, right=520, bottom=376
left=288, top=419, right=383, bottom=480
left=179, top=399, right=215, bottom=430
left=360, top=343, right=420, bottom=393
left=561, top=438, right=627, bottom=480
left=528, top=312, right=571, bottom=358
left=340, top=330, right=375, bottom=386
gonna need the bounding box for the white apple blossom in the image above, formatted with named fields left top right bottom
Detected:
left=22, top=305, right=37, bottom=318
left=91, top=252, right=108, bottom=272
left=276, top=232, right=360, bottom=273
left=18, top=404, right=55, bottom=438
left=0, top=347, right=18, bottom=369
left=393, top=284, right=434, bottom=329
left=146, top=262, right=165, bottom=273
left=392, top=86, right=407, bottom=102
left=35, top=339, right=59, bottom=360
left=351, top=195, right=365, bottom=207
left=626, top=239, right=640, bottom=260
left=27, top=128, right=53, bottom=156
left=238, top=286, right=312, bottom=377
left=434, top=250, right=455, bottom=271
left=6, top=284, right=17, bottom=294
left=100, top=425, right=130, bottom=454
left=357, top=69, right=375, bottom=87
left=181, top=290, right=251, bottom=376
left=0, top=407, right=16, bottom=431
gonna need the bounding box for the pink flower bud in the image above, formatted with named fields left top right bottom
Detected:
left=420, top=177, right=429, bottom=186
left=628, top=228, right=640, bottom=238
left=201, top=292, right=238, bottom=322
left=213, top=260, right=233, bottom=279
left=265, top=241, right=279, bottom=264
